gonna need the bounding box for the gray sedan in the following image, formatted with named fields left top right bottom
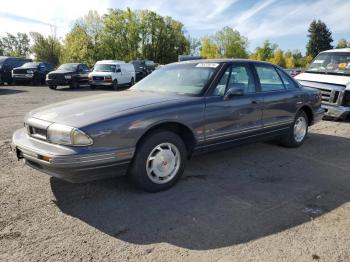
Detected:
left=12, top=59, right=324, bottom=192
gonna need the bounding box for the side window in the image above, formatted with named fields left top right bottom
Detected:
left=213, top=67, right=230, bottom=97
left=82, top=64, right=89, bottom=71
left=255, top=64, right=285, bottom=92
left=277, top=69, right=299, bottom=89
left=228, top=65, right=255, bottom=94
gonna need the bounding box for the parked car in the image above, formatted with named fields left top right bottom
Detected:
left=130, top=60, right=155, bottom=81
left=0, top=56, right=32, bottom=85
left=89, top=60, right=136, bottom=90
left=285, top=68, right=301, bottom=78
left=178, top=55, right=203, bottom=62
left=12, top=59, right=323, bottom=192
left=46, top=63, right=90, bottom=90
left=12, top=62, right=54, bottom=85
left=295, top=48, right=350, bottom=120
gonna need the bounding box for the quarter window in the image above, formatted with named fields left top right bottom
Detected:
left=255, top=64, right=285, bottom=92
left=277, top=69, right=298, bottom=89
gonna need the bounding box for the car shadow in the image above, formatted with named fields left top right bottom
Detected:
left=0, top=88, right=27, bottom=95
left=51, top=133, right=350, bottom=250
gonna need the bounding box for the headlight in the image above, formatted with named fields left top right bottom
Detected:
left=47, top=123, right=93, bottom=146
left=27, top=70, right=34, bottom=74
left=65, top=75, right=72, bottom=79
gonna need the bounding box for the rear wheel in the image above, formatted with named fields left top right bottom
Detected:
left=112, top=79, right=118, bottom=90
left=280, top=110, right=308, bottom=148
left=129, top=77, right=135, bottom=87
left=128, top=130, right=187, bottom=192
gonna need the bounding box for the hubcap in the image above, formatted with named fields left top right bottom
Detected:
left=146, top=143, right=181, bottom=184
left=294, top=116, right=307, bottom=142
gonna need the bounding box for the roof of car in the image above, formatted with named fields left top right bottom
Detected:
left=173, top=58, right=275, bottom=66
left=322, top=48, right=350, bottom=53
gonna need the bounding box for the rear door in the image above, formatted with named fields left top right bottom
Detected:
left=253, top=63, right=297, bottom=129
left=204, top=62, right=264, bottom=143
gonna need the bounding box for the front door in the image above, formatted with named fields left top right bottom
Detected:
left=204, top=63, right=264, bottom=144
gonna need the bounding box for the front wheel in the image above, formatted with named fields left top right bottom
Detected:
left=70, top=79, right=79, bottom=89
left=112, top=79, right=118, bottom=90
left=280, top=110, right=308, bottom=148
left=128, top=130, right=187, bottom=192
left=49, top=85, right=57, bottom=90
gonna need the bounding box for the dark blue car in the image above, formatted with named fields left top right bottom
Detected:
left=12, top=59, right=324, bottom=192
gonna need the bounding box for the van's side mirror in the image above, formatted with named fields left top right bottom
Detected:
left=224, top=86, right=244, bottom=100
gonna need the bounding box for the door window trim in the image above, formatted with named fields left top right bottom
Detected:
left=253, top=63, right=287, bottom=93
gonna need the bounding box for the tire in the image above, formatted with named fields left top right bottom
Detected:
left=70, top=79, right=79, bottom=89
left=129, top=77, right=135, bottom=87
left=90, top=85, right=96, bottom=90
left=32, top=75, right=40, bottom=86
left=280, top=110, right=309, bottom=148
left=49, top=85, right=57, bottom=90
left=128, top=130, right=187, bottom=192
left=112, top=79, right=118, bottom=90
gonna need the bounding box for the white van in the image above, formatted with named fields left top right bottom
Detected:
left=295, top=48, right=350, bottom=120
left=89, top=60, right=136, bottom=90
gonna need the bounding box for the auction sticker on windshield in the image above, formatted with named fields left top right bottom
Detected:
left=196, top=63, right=219, bottom=68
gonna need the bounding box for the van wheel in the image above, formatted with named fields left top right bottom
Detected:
left=112, top=80, right=118, bottom=90
left=280, top=110, right=308, bottom=148
left=49, top=85, right=57, bottom=90
left=128, top=130, right=187, bottom=192
left=130, top=78, right=135, bottom=86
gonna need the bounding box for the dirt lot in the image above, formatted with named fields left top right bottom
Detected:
left=1, top=85, right=350, bottom=262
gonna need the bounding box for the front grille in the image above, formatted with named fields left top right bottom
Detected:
left=305, top=86, right=340, bottom=105
left=13, top=69, right=28, bottom=74
left=27, top=125, right=47, bottom=140
left=93, top=76, right=104, bottom=81
left=48, top=74, right=65, bottom=80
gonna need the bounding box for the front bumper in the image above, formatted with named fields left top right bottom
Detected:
left=46, top=79, right=72, bottom=86
left=89, top=80, right=113, bottom=86
left=322, top=104, right=350, bottom=119
left=12, top=128, right=134, bottom=183
left=13, top=74, right=34, bottom=82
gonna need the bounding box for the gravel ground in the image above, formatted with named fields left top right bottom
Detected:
left=1, top=85, right=350, bottom=262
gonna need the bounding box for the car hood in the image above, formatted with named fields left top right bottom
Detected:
left=295, top=72, right=350, bottom=86
left=27, top=91, right=183, bottom=127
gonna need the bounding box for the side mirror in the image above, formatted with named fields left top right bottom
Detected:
left=224, top=86, right=244, bottom=100
left=116, top=68, right=121, bottom=73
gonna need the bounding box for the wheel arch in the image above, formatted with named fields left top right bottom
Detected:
left=135, top=121, right=197, bottom=158
left=298, top=105, right=313, bottom=125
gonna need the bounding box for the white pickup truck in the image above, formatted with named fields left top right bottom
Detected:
left=295, top=48, right=350, bottom=120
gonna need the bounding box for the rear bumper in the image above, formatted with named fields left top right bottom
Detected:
left=322, top=104, right=350, bottom=119
left=12, top=128, right=134, bottom=183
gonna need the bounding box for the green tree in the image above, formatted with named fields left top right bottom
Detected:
left=200, top=36, right=219, bottom=58
left=250, top=40, right=277, bottom=61
left=269, top=48, right=285, bottom=67
left=1, top=33, right=30, bottom=57
left=336, top=38, right=348, bottom=49
left=306, top=19, right=333, bottom=58
left=30, top=32, right=62, bottom=66
left=215, top=26, right=248, bottom=58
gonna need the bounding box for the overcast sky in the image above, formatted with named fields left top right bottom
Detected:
left=1, top=0, right=350, bottom=53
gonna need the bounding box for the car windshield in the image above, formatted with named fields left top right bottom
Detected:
left=305, top=52, right=350, bottom=76
left=131, top=63, right=219, bottom=96
left=57, top=64, right=78, bottom=71
left=94, top=64, right=116, bottom=72
left=21, top=62, right=40, bottom=68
